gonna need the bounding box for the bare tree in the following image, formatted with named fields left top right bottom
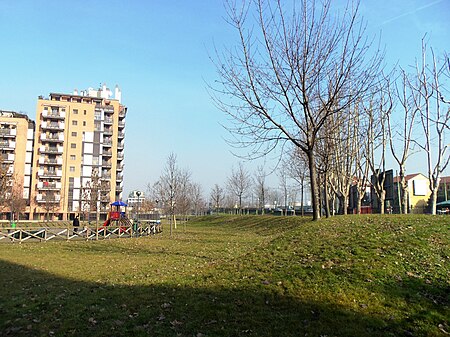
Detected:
left=285, top=147, right=309, bottom=216
left=8, top=175, right=27, bottom=221
left=227, top=162, right=252, bottom=214
left=152, top=153, right=190, bottom=236
left=0, top=155, right=9, bottom=212
left=327, top=103, right=360, bottom=215
left=190, top=182, right=204, bottom=216
left=411, top=41, right=450, bottom=214
left=176, top=169, right=193, bottom=222
left=363, top=78, right=393, bottom=214
left=278, top=163, right=289, bottom=216
left=254, top=166, right=267, bottom=214
left=210, top=184, right=225, bottom=213
left=388, top=70, right=419, bottom=214
left=211, top=0, right=383, bottom=220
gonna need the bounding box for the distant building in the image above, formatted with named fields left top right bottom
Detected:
left=393, top=173, right=431, bottom=214
left=437, top=176, right=450, bottom=203
left=370, top=169, right=394, bottom=213
left=30, top=84, right=127, bottom=220
left=127, top=190, right=145, bottom=207
left=0, top=110, right=35, bottom=219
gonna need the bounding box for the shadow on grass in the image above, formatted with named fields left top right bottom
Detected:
left=0, top=259, right=430, bottom=337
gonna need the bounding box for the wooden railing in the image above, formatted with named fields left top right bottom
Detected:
left=0, top=221, right=162, bottom=243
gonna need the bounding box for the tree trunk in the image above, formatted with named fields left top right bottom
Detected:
left=307, top=150, right=320, bottom=220
left=356, top=195, right=362, bottom=215
left=301, top=184, right=304, bottom=217
left=430, top=187, right=438, bottom=215
left=324, top=176, right=330, bottom=218
left=379, top=190, right=386, bottom=214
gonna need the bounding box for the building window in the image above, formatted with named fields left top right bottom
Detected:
left=71, top=143, right=76, bottom=149
left=73, top=109, right=78, bottom=114
left=70, top=155, right=76, bottom=160
left=72, top=120, right=78, bottom=126
left=71, top=132, right=77, bottom=137
left=83, top=121, right=86, bottom=126
left=84, top=110, right=87, bottom=115
left=70, top=166, right=75, bottom=172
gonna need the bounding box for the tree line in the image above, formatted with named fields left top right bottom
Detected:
left=209, top=0, right=449, bottom=220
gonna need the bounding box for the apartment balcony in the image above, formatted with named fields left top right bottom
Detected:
left=118, top=120, right=125, bottom=128
left=118, top=110, right=126, bottom=118
left=39, top=145, right=63, bottom=154
left=103, top=140, right=112, bottom=147
left=0, top=128, right=16, bottom=137
left=117, top=142, right=124, bottom=150
left=37, top=181, right=62, bottom=191
left=104, top=106, right=114, bottom=114
left=0, top=140, right=15, bottom=150
left=103, top=129, right=113, bottom=136
left=38, top=169, right=63, bottom=179
left=116, top=185, right=123, bottom=192
left=38, top=157, right=63, bottom=165
left=36, top=194, right=61, bottom=203
left=118, top=131, right=125, bottom=139
left=41, top=121, right=65, bottom=130
left=102, top=161, right=112, bottom=168
left=116, top=173, right=123, bottom=182
left=40, top=133, right=64, bottom=143
left=101, top=174, right=111, bottom=181
left=102, top=149, right=112, bottom=157
left=116, top=164, right=124, bottom=172
left=42, top=109, right=65, bottom=120
left=104, top=117, right=113, bottom=125
left=1, top=153, right=14, bottom=163
left=117, top=152, right=124, bottom=160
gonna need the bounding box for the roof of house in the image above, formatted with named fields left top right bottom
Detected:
left=393, top=173, right=423, bottom=183
left=393, top=173, right=450, bottom=184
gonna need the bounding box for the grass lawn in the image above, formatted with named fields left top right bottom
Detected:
left=0, top=215, right=448, bottom=336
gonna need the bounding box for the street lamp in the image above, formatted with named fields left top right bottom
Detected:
left=136, top=191, right=141, bottom=221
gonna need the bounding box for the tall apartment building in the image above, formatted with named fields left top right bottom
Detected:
left=0, top=111, right=35, bottom=219
left=30, top=84, right=126, bottom=220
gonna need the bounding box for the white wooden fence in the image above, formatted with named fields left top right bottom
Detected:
left=0, top=221, right=162, bottom=243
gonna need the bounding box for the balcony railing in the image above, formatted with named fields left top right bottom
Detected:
left=38, top=182, right=62, bottom=190
left=36, top=195, right=61, bottom=203
left=38, top=170, right=63, bottom=178
left=0, top=129, right=16, bottom=137
left=0, top=140, right=15, bottom=148
left=39, top=157, right=63, bottom=165
left=1, top=154, right=14, bottom=162
left=42, top=122, right=64, bottom=130
left=42, top=110, right=65, bottom=120
left=40, top=147, right=63, bottom=154
left=104, top=117, right=113, bottom=125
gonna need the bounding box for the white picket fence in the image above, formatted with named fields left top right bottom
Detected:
left=0, top=222, right=162, bottom=243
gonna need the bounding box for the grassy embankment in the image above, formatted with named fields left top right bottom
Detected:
left=0, top=215, right=448, bottom=336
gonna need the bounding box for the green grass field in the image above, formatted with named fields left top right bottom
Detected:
left=0, top=215, right=448, bottom=336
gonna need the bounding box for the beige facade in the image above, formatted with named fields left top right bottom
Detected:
left=0, top=111, right=35, bottom=218
left=394, top=173, right=431, bottom=214
left=30, top=85, right=126, bottom=220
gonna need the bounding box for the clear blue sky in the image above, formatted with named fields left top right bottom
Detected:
left=0, top=0, right=448, bottom=198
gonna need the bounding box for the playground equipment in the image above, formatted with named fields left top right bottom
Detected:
left=103, top=200, right=133, bottom=229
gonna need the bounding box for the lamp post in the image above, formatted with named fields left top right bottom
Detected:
left=136, top=191, right=141, bottom=221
